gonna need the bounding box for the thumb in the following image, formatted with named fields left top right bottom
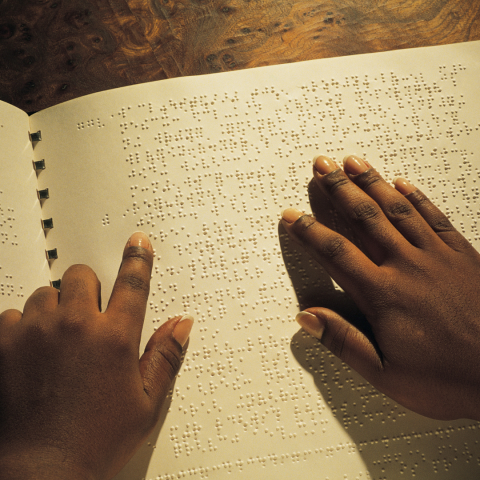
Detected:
left=295, top=308, right=383, bottom=380
left=139, top=315, right=194, bottom=404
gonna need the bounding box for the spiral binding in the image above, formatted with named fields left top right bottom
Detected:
left=37, top=188, right=49, bottom=200
left=41, top=218, right=53, bottom=230
left=33, top=159, right=45, bottom=170
left=32, top=130, right=61, bottom=287
left=29, top=131, right=42, bottom=142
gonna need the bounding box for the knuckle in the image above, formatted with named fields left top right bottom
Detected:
left=294, top=215, right=317, bottom=234
left=61, top=265, right=100, bottom=298
left=328, top=325, right=352, bottom=362
left=352, top=201, right=381, bottom=223
left=153, top=342, right=182, bottom=379
left=25, top=286, right=58, bottom=310
left=31, top=285, right=58, bottom=299
left=431, top=217, right=454, bottom=232
left=355, top=169, right=383, bottom=191
left=387, top=200, right=414, bottom=221
left=124, top=247, right=153, bottom=266
left=408, top=190, right=430, bottom=207
left=23, top=321, right=50, bottom=344
left=320, top=235, right=348, bottom=259
left=57, top=310, right=88, bottom=335
left=0, top=309, right=21, bottom=321
left=408, top=190, right=442, bottom=217
left=449, top=235, right=472, bottom=252
left=33, top=285, right=57, bottom=295
left=118, top=273, right=150, bottom=295
left=321, top=170, right=351, bottom=196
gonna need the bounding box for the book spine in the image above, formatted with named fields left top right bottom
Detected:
left=31, top=130, right=61, bottom=289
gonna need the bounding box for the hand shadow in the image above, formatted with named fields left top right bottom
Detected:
left=279, top=178, right=367, bottom=328
left=281, top=180, right=479, bottom=478
left=112, top=402, right=168, bottom=480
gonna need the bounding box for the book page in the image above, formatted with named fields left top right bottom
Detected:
left=0, top=102, right=51, bottom=311
left=30, top=41, right=480, bottom=479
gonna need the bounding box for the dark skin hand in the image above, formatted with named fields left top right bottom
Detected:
left=282, top=154, right=480, bottom=421
left=0, top=232, right=194, bottom=479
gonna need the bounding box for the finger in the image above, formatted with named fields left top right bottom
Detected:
left=281, top=209, right=379, bottom=311
left=0, top=310, right=22, bottom=353
left=340, top=155, right=444, bottom=250
left=312, top=156, right=409, bottom=263
left=0, top=309, right=22, bottom=331
left=296, top=309, right=383, bottom=387
left=395, top=177, right=474, bottom=253
left=139, top=315, right=193, bottom=408
left=106, top=232, right=154, bottom=343
left=0, top=309, right=22, bottom=353
left=58, top=265, right=101, bottom=311
left=22, top=286, right=59, bottom=315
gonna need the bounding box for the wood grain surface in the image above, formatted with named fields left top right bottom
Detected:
left=1, top=0, right=479, bottom=112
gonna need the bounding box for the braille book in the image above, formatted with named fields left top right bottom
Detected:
left=1, top=40, right=480, bottom=479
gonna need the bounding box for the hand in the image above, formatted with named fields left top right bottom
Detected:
left=0, top=232, right=194, bottom=479
left=282, top=155, right=480, bottom=421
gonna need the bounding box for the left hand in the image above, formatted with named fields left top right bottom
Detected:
left=0, top=232, right=193, bottom=479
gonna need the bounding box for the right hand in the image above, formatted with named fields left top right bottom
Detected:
left=282, top=154, right=480, bottom=421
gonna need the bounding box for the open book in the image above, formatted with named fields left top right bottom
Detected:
left=2, top=40, right=480, bottom=479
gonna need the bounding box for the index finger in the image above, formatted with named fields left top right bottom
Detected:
left=281, top=210, right=379, bottom=314
left=105, top=232, right=154, bottom=341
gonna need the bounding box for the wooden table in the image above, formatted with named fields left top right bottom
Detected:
left=1, top=0, right=479, bottom=113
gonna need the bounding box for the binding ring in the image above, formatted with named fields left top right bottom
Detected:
left=46, top=248, right=58, bottom=260
left=41, top=218, right=54, bottom=230
left=30, top=131, right=42, bottom=142
left=33, top=159, right=46, bottom=171
left=37, top=188, right=49, bottom=200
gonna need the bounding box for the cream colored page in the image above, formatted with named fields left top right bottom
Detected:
left=0, top=102, right=50, bottom=310
left=30, top=41, right=480, bottom=480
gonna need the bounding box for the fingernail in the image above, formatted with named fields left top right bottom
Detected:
left=173, top=315, right=194, bottom=348
left=281, top=207, right=305, bottom=224
left=127, top=231, right=152, bottom=252
left=313, top=155, right=338, bottom=175
left=393, top=177, right=417, bottom=195
left=295, top=311, right=325, bottom=339
left=343, top=155, right=369, bottom=175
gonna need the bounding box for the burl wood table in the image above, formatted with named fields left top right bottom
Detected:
left=1, top=0, right=479, bottom=113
